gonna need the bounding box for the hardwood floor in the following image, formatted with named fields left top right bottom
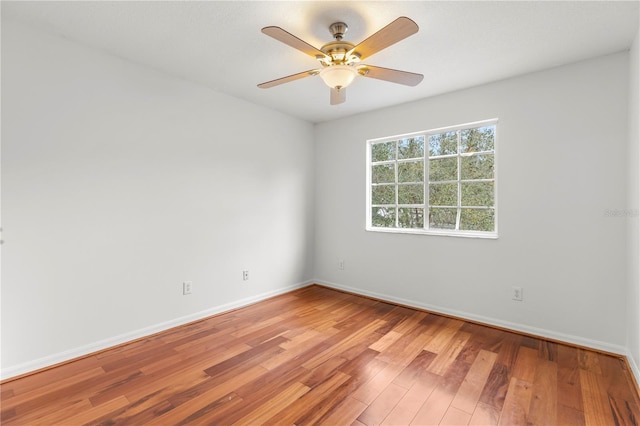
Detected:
left=1, top=284, right=639, bottom=425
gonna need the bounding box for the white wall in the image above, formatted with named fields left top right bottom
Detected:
left=1, top=21, right=315, bottom=378
left=628, top=28, right=640, bottom=380
left=314, top=52, right=630, bottom=353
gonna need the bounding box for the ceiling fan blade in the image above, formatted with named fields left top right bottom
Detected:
left=258, top=69, right=320, bottom=89
left=262, top=26, right=329, bottom=60
left=330, top=87, right=346, bottom=105
left=348, top=17, right=419, bottom=61
left=359, top=65, right=423, bottom=86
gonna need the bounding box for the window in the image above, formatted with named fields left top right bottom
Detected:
left=367, top=120, right=497, bottom=238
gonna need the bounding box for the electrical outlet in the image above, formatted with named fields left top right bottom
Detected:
left=242, top=270, right=249, bottom=281
left=512, top=286, right=523, bottom=301
left=183, top=281, right=192, bottom=295
left=338, top=259, right=345, bottom=270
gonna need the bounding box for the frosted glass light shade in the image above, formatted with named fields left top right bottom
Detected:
left=319, top=65, right=357, bottom=89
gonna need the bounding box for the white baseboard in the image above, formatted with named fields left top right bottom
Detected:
left=1, top=280, right=313, bottom=381
left=315, top=279, right=630, bottom=357
left=626, top=350, right=640, bottom=389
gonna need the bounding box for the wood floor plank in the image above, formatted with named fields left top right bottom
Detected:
left=377, top=324, right=433, bottom=365
left=232, top=381, right=310, bottom=425
left=528, top=359, right=558, bottom=425
left=390, top=311, right=429, bottom=335
left=469, top=401, right=500, bottom=425
left=498, top=377, right=533, bottom=425
left=411, top=385, right=456, bottom=425
left=477, top=361, right=510, bottom=412
left=491, top=331, right=521, bottom=370
left=1, top=284, right=637, bottom=425
left=139, top=341, right=252, bottom=377
left=87, top=391, right=176, bottom=426
left=450, top=349, right=498, bottom=414
left=173, top=392, right=244, bottom=426
left=427, top=331, right=472, bottom=375
left=301, top=318, right=387, bottom=370
left=580, top=368, right=615, bottom=426
left=511, top=346, right=539, bottom=383
left=300, top=356, right=349, bottom=388
left=55, top=395, right=129, bottom=426
left=369, top=330, right=403, bottom=352
left=352, top=361, right=407, bottom=405
left=260, top=332, right=330, bottom=371
left=1, top=366, right=105, bottom=411
left=264, top=371, right=351, bottom=425
left=148, top=364, right=269, bottom=425
left=440, top=405, right=472, bottom=425
left=598, top=354, right=640, bottom=424
left=100, top=345, right=178, bottom=374
left=578, top=348, right=603, bottom=374
left=170, top=328, right=238, bottom=354
left=558, top=403, right=586, bottom=426
left=231, top=314, right=287, bottom=338
left=5, top=396, right=92, bottom=425
left=557, top=344, right=585, bottom=413
left=279, top=328, right=322, bottom=350
left=1, top=355, right=103, bottom=397
left=338, top=348, right=385, bottom=379
left=381, top=373, right=438, bottom=425
left=125, top=359, right=214, bottom=402
left=88, top=370, right=146, bottom=406
left=424, top=318, right=465, bottom=354
left=297, top=362, right=388, bottom=425
left=392, top=349, right=437, bottom=389
left=203, top=336, right=287, bottom=379
left=353, top=326, right=436, bottom=406
left=538, top=340, right=559, bottom=362
left=357, top=382, right=407, bottom=425
left=209, top=366, right=310, bottom=425
left=5, top=367, right=137, bottom=421
left=321, top=396, right=368, bottom=425
left=375, top=306, right=420, bottom=335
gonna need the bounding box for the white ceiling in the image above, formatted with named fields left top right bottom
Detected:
left=2, top=1, right=639, bottom=123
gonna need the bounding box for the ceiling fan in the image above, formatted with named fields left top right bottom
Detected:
left=258, top=17, right=424, bottom=105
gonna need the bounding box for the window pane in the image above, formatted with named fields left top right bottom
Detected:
left=398, top=184, right=424, bottom=204
left=429, top=157, right=457, bottom=182
left=429, top=208, right=457, bottom=229
left=429, top=132, right=458, bottom=156
left=368, top=122, right=496, bottom=235
left=371, top=207, right=396, bottom=227
left=372, top=185, right=396, bottom=204
left=429, top=182, right=457, bottom=206
left=372, top=164, right=395, bottom=183
left=461, top=181, right=494, bottom=206
left=461, top=154, right=494, bottom=180
left=372, top=141, right=396, bottom=162
left=399, top=207, right=424, bottom=228
left=460, top=208, right=495, bottom=231
left=398, top=160, right=424, bottom=183
left=461, top=126, right=494, bottom=153
left=398, top=136, right=425, bottom=159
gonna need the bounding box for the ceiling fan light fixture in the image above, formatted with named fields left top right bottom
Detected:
left=319, top=65, right=358, bottom=89
left=259, top=17, right=423, bottom=104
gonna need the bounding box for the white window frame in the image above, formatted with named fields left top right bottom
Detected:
left=366, top=119, right=498, bottom=239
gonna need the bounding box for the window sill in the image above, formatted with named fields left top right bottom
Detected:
left=366, top=226, right=498, bottom=239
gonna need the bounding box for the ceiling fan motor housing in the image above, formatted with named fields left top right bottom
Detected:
left=320, top=22, right=361, bottom=66
left=319, top=41, right=360, bottom=66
